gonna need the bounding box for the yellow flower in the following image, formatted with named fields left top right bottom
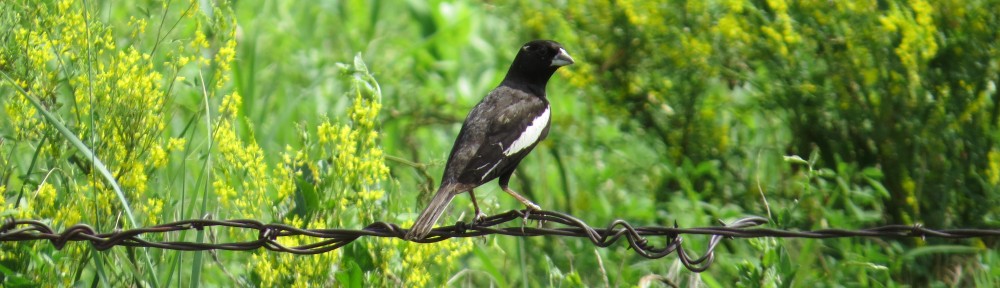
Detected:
left=987, top=150, right=1000, bottom=185
left=144, top=198, right=164, bottom=225
left=879, top=15, right=899, bottom=32
left=220, top=92, right=242, bottom=117
left=167, top=137, right=187, bottom=152
left=716, top=15, right=749, bottom=43
left=37, top=182, right=57, bottom=210
left=149, top=144, right=167, bottom=168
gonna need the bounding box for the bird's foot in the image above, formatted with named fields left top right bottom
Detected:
left=521, top=201, right=541, bottom=218
left=472, top=211, right=488, bottom=226
left=521, top=202, right=546, bottom=228
left=520, top=202, right=544, bottom=229
left=500, top=186, right=543, bottom=227
left=525, top=202, right=541, bottom=212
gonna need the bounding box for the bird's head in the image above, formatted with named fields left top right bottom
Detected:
left=518, top=40, right=574, bottom=68
left=503, top=40, right=574, bottom=94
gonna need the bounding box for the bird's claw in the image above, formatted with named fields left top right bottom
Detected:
left=521, top=203, right=546, bottom=228
left=520, top=203, right=543, bottom=227
left=472, top=211, right=488, bottom=226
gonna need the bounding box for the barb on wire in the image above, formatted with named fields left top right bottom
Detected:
left=3, top=210, right=999, bottom=272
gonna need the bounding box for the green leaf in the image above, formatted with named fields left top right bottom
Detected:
left=783, top=155, right=808, bottom=165
left=334, top=260, right=364, bottom=288
left=293, top=172, right=321, bottom=217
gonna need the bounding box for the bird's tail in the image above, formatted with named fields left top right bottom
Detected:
left=405, top=187, right=457, bottom=240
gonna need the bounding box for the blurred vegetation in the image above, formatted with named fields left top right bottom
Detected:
left=1, top=0, right=998, bottom=287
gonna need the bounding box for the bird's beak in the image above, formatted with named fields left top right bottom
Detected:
left=550, top=48, right=574, bottom=67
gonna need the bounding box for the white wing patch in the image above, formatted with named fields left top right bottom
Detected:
left=481, top=161, right=502, bottom=181
left=503, top=107, right=550, bottom=156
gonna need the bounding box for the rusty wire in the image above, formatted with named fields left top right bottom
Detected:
left=2, top=210, right=999, bottom=272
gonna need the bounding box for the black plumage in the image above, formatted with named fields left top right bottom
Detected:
left=406, top=40, right=574, bottom=240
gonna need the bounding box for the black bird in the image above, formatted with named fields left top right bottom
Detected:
left=406, top=40, right=574, bottom=240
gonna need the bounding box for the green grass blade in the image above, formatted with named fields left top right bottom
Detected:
left=1, top=71, right=137, bottom=226
left=2, top=70, right=163, bottom=287
left=190, top=70, right=214, bottom=288
left=472, top=244, right=509, bottom=287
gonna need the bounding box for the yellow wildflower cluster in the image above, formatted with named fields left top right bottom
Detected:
left=760, top=0, right=802, bottom=57
left=1, top=0, right=250, bottom=285
left=680, top=35, right=714, bottom=71
left=316, top=62, right=391, bottom=213
left=149, top=145, right=168, bottom=168
left=951, top=82, right=992, bottom=128
left=216, top=39, right=238, bottom=83
left=245, top=56, right=467, bottom=286
left=167, top=137, right=188, bottom=152
left=715, top=14, right=751, bottom=44
left=366, top=222, right=475, bottom=288
left=276, top=145, right=304, bottom=201
left=142, top=197, right=164, bottom=226
left=70, top=46, right=166, bottom=197
left=1, top=95, right=43, bottom=140
left=879, top=0, right=938, bottom=92
left=36, top=182, right=57, bottom=215
left=220, top=90, right=243, bottom=117
left=318, top=62, right=390, bottom=226
left=317, top=119, right=388, bottom=195
left=988, top=150, right=1000, bottom=185
left=249, top=217, right=341, bottom=287
left=127, top=16, right=148, bottom=38
left=835, top=0, right=877, bottom=12
left=617, top=0, right=663, bottom=27
left=3, top=182, right=57, bottom=220
left=5, top=0, right=175, bottom=228
left=207, top=5, right=239, bottom=88
left=212, top=118, right=276, bottom=218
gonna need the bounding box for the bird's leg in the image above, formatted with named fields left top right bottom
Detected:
left=501, top=186, right=541, bottom=212
left=498, top=173, right=540, bottom=223
left=501, top=187, right=541, bottom=211
left=468, top=190, right=487, bottom=225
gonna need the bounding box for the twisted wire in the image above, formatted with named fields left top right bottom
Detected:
left=3, top=210, right=998, bottom=272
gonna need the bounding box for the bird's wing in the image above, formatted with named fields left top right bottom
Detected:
left=446, top=87, right=549, bottom=186
left=440, top=102, right=488, bottom=184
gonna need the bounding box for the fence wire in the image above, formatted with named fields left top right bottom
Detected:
left=3, top=210, right=999, bottom=272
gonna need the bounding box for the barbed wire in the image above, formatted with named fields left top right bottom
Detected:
left=3, top=210, right=999, bottom=272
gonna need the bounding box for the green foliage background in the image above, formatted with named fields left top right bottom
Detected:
left=1, top=0, right=998, bottom=286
